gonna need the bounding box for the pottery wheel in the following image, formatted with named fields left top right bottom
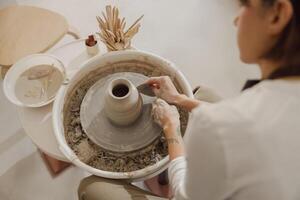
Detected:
left=80, top=72, right=161, bottom=153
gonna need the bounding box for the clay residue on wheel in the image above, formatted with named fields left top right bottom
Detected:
left=63, top=61, right=189, bottom=172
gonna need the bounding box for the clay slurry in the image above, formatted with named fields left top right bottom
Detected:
left=112, top=84, right=129, bottom=97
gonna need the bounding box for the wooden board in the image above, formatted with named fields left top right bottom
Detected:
left=39, top=151, right=71, bottom=176
left=0, top=5, right=68, bottom=68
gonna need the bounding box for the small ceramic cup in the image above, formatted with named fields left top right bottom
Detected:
left=104, top=78, right=143, bottom=126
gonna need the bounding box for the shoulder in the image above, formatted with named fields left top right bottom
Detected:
left=190, top=99, right=253, bottom=133
left=189, top=81, right=273, bottom=130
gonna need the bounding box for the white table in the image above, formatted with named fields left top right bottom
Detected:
left=17, top=39, right=106, bottom=161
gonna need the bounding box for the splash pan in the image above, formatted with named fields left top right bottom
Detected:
left=52, top=50, right=192, bottom=180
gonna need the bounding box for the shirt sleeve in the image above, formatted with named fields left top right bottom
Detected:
left=168, top=104, right=231, bottom=200
left=168, top=156, right=188, bottom=200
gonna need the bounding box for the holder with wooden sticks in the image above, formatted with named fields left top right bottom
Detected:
left=97, top=5, right=143, bottom=51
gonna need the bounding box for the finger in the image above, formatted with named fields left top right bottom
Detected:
left=151, top=106, right=156, bottom=117
left=152, top=99, right=163, bottom=110
left=151, top=107, right=162, bottom=125
left=153, top=99, right=165, bottom=112
left=171, top=105, right=177, bottom=109
left=156, top=98, right=168, bottom=106
left=145, top=77, right=162, bottom=85
left=151, top=104, right=158, bottom=118
left=171, top=106, right=179, bottom=113
left=152, top=101, right=158, bottom=110
left=152, top=87, right=160, bottom=96
left=151, top=83, right=160, bottom=89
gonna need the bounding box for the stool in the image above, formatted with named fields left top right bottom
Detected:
left=0, top=5, right=80, bottom=78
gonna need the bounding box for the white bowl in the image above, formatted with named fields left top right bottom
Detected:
left=3, top=54, right=65, bottom=107
left=52, top=50, right=193, bottom=181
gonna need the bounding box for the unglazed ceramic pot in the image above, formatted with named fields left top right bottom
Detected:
left=104, top=78, right=142, bottom=126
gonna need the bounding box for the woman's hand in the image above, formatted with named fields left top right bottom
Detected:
left=146, top=76, right=180, bottom=104
left=152, top=98, right=184, bottom=160
left=146, top=76, right=201, bottom=112
left=152, top=98, right=180, bottom=132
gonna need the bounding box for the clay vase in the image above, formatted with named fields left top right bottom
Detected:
left=104, top=78, right=143, bottom=126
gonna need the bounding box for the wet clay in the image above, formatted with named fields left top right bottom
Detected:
left=15, top=64, right=64, bottom=105
left=64, top=61, right=189, bottom=172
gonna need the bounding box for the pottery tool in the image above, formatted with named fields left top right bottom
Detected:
left=137, top=83, right=156, bottom=97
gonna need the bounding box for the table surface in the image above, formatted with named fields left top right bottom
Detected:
left=17, top=39, right=106, bottom=161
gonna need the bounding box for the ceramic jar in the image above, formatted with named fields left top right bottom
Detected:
left=104, top=78, right=143, bottom=126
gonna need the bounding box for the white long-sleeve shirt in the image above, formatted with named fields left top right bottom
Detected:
left=168, top=79, right=300, bottom=200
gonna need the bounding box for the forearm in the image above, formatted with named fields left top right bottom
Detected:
left=174, top=94, right=201, bottom=112
left=163, top=123, right=184, bottom=160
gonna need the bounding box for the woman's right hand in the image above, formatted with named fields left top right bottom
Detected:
left=146, top=76, right=181, bottom=104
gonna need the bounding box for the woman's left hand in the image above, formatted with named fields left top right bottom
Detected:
left=152, top=99, right=184, bottom=161
left=152, top=98, right=180, bottom=130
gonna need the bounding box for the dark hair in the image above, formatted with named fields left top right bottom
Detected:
left=262, top=0, right=300, bottom=79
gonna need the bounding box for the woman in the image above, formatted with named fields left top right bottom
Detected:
left=78, top=0, right=300, bottom=199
